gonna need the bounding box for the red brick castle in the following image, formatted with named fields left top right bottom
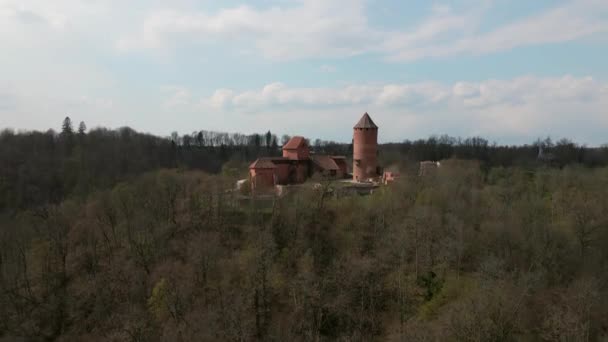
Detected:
left=249, top=112, right=380, bottom=191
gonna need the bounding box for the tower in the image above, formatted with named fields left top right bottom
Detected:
left=353, top=112, right=378, bottom=182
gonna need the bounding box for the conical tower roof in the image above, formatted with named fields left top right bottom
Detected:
left=354, top=112, right=378, bottom=129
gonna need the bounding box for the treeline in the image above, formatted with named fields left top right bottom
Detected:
left=381, top=135, right=608, bottom=169
left=2, top=118, right=607, bottom=215
left=1, top=163, right=607, bottom=340
left=0, top=118, right=284, bottom=214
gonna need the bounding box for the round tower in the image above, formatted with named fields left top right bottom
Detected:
left=353, top=112, right=378, bottom=182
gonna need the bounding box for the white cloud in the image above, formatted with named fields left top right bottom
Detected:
left=386, top=0, right=608, bottom=61
left=117, top=0, right=375, bottom=59
left=207, top=89, right=235, bottom=109
left=1, top=1, right=607, bottom=145
left=1, top=1, right=607, bottom=63
left=0, top=0, right=117, bottom=36
left=199, top=76, right=608, bottom=110
left=189, top=75, right=608, bottom=144
left=116, top=0, right=608, bottom=61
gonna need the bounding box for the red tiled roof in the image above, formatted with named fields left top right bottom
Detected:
left=249, top=159, right=277, bottom=169
left=311, top=155, right=340, bottom=171
left=283, top=136, right=307, bottom=150
left=354, top=112, right=378, bottom=129
left=333, top=158, right=347, bottom=167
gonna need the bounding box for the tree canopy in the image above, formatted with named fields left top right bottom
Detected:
left=1, top=121, right=608, bottom=340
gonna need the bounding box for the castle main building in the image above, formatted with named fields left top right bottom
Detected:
left=249, top=112, right=380, bottom=191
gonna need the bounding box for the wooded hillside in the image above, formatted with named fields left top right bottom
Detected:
left=1, top=159, right=607, bottom=340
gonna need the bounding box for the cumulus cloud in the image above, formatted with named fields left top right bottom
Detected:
left=200, top=76, right=608, bottom=109
left=1, top=1, right=607, bottom=145
left=0, top=0, right=116, bottom=35
left=117, top=0, right=375, bottom=59
left=208, top=89, right=235, bottom=109
left=0, top=1, right=67, bottom=30
left=1, top=1, right=607, bottom=63
left=116, top=0, right=608, bottom=61
left=190, top=76, right=608, bottom=144
left=385, top=0, right=608, bottom=61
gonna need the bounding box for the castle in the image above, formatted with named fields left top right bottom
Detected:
left=249, top=112, right=381, bottom=192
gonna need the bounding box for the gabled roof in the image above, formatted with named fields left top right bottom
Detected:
left=283, top=136, right=307, bottom=150
left=354, top=112, right=378, bottom=129
left=311, top=155, right=340, bottom=171
left=249, top=159, right=277, bottom=169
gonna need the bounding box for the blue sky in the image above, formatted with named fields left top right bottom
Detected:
left=0, top=0, right=607, bottom=144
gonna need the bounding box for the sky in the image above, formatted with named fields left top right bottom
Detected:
left=0, top=0, right=607, bottom=145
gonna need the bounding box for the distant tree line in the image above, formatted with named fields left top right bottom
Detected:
left=380, top=135, right=608, bottom=170
left=0, top=118, right=283, bottom=214
left=2, top=118, right=607, bottom=215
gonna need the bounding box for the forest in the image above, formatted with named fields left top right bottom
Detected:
left=1, top=118, right=608, bottom=341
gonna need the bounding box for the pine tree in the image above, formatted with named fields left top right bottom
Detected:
left=61, top=116, right=75, bottom=154
left=61, top=117, right=73, bottom=136
left=78, top=121, right=87, bottom=135
left=253, top=134, right=261, bottom=149
left=265, top=131, right=272, bottom=149
left=271, top=136, right=278, bottom=155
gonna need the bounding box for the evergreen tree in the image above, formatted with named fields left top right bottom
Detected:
left=265, top=130, right=272, bottom=149
left=61, top=116, right=74, bottom=154
left=253, top=134, right=261, bottom=150
left=78, top=121, right=87, bottom=135
left=61, top=117, right=73, bottom=136
left=271, top=136, right=278, bottom=155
